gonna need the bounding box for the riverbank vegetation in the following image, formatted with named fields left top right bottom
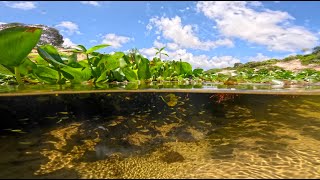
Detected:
left=1, top=25, right=320, bottom=87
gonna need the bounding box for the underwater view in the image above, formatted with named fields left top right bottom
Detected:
left=1, top=1, right=320, bottom=179
left=0, top=87, right=320, bottom=178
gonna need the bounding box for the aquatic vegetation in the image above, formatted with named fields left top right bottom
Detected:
left=0, top=26, right=42, bottom=84
left=1, top=26, right=320, bottom=87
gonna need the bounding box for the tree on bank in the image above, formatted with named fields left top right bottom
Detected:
left=0, top=22, right=64, bottom=47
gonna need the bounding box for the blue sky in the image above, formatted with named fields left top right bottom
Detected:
left=1, top=1, right=320, bottom=70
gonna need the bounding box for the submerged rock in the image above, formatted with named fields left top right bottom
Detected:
left=160, top=151, right=185, bottom=164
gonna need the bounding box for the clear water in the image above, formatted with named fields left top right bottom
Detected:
left=0, top=86, right=319, bottom=178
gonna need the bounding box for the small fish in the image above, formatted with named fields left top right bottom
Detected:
left=11, top=129, right=22, bottom=132
left=171, top=112, right=176, bottom=115
left=108, top=122, right=118, bottom=127
left=45, top=116, right=57, bottom=119
left=58, top=112, right=69, bottom=115
left=19, top=142, right=32, bottom=145
left=18, top=118, right=29, bottom=121
left=97, top=126, right=106, bottom=130
left=140, top=129, right=149, bottom=133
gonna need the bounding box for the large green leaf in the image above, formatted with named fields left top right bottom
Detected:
left=122, top=67, right=138, bottom=82
left=0, top=26, right=42, bottom=66
left=86, top=44, right=110, bottom=54
left=138, top=57, right=151, bottom=80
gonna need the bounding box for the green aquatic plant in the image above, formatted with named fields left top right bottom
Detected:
left=155, top=47, right=169, bottom=60
left=1, top=24, right=320, bottom=86
left=0, top=26, right=42, bottom=84
left=73, top=44, right=110, bottom=82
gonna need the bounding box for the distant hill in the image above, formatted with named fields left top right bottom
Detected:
left=205, top=50, right=320, bottom=74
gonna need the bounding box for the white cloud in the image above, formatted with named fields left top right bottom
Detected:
left=80, top=1, right=100, bottom=7
left=139, top=47, right=240, bottom=70
left=147, top=16, right=234, bottom=50
left=247, top=53, right=271, bottom=62
left=153, top=40, right=165, bottom=48
left=55, top=21, right=81, bottom=35
left=62, top=38, right=77, bottom=48
left=89, top=39, right=98, bottom=43
left=167, top=42, right=179, bottom=51
left=3, top=1, right=36, bottom=10
left=248, top=1, right=262, bottom=7
left=0, top=22, right=6, bottom=25
left=101, top=34, right=133, bottom=48
left=196, top=1, right=318, bottom=52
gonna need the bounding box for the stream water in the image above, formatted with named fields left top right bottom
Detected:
left=0, top=83, right=319, bottom=178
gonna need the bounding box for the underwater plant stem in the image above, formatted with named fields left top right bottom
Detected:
left=14, top=66, right=23, bottom=85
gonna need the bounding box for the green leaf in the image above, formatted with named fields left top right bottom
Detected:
left=180, top=62, right=192, bottom=75
left=39, top=45, right=64, bottom=63
left=98, top=52, right=124, bottom=71
left=112, top=68, right=125, bottom=81
left=96, top=70, right=108, bottom=82
left=0, top=26, right=42, bottom=66
left=138, top=57, right=151, bottom=80
left=37, top=47, right=67, bottom=68
left=18, top=57, right=37, bottom=75
left=163, top=68, right=174, bottom=78
left=193, top=68, right=204, bottom=77
left=33, top=65, right=59, bottom=83
left=86, top=44, right=110, bottom=54
left=122, top=67, right=138, bottom=81
left=119, top=57, right=127, bottom=68
left=0, top=64, right=14, bottom=75
left=61, top=66, right=92, bottom=83
left=76, top=45, right=87, bottom=52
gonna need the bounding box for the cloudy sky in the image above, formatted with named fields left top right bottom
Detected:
left=1, top=1, right=320, bottom=70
